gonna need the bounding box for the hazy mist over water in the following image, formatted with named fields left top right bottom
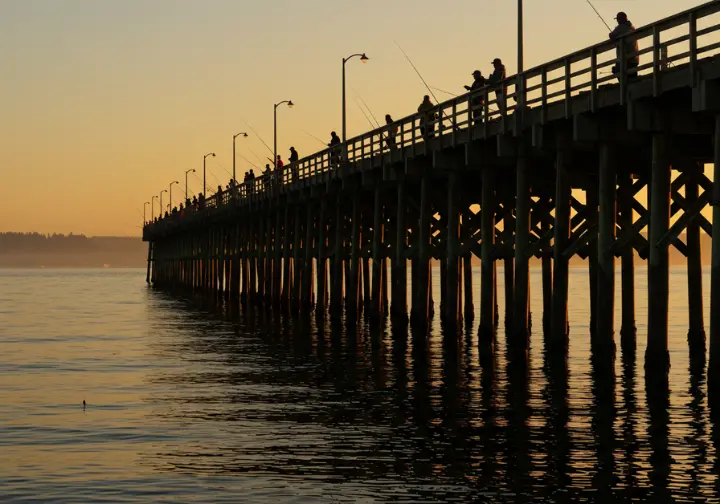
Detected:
left=0, top=268, right=717, bottom=502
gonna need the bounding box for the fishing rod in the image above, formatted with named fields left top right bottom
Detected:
left=431, top=86, right=459, bottom=98
left=239, top=151, right=261, bottom=169
left=299, top=128, right=327, bottom=147
left=353, top=89, right=380, bottom=128
left=353, top=96, right=378, bottom=130
left=585, top=0, right=612, bottom=31
left=244, top=121, right=274, bottom=157
left=394, top=39, right=455, bottom=129
left=394, top=40, right=441, bottom=105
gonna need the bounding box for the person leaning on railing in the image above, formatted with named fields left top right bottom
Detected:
left=609, top=12, right=639, bottom=79
left=385, top=114, right=397, bottom=149
left=289, top=146, right=299, bottom=183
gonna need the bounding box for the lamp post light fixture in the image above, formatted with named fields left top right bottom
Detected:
left=159, top=189, right=168, bottom=217
left=342, top=52, right=369, bottom=159
left=151, top=195, right=159, bottom=221
left=233, top=132, right=249, bottom=182
left=273, top=100, right=294, bottom=186
left=143, top=201, right=150, bottom=225
left=169, top=180, right=179, bottom=211
left=203, top=152, right=216, bottom=196
left=185, top=169, right=195, bottom=200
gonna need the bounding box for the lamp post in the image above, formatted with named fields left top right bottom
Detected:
left=143, top=201, right=150, bottom=225
left=233, top=132, right=248, bottom=182
left=342, top=53, right=369, bottom=158
left=159, top=189, right=168, bottom=217
left=151, top=195, right=159, bottom=221
left=203, top=152, right=216, bottom=196
left=273, top=100, right=294, bottom=185
left=169, top=180, right=179, bottom=210
left=185, top=169, right=195, bottom=200
left=518, top=0, right=524, bottom=74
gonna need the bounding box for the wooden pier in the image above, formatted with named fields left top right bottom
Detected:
left=145, top=2, right=720, bottom=385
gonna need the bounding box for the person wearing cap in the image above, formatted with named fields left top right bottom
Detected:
left=417, top=95, right=436, bottom=137
left=609, top=12, right=639, bottom=79
left=465, top=70, right=487, bottom=121
left=289, top=146, right=299, bottom=183
left=487, top=58, right=507, bottom=116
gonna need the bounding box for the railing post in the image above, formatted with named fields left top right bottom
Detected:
left=564, top=58, right=571, bottom=118
left=689, top=11, right=697, bottom=87
left=541, top=68, right=548, bottom=125
left=653, top=26, right=661, bottom=97
left=590, top=48, right=598, bottom=113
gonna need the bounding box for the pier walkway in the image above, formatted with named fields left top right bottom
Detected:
left=144, top=2, right=720, bottom=385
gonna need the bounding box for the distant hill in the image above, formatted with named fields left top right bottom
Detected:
left=0, top=233, right=146, bottom=268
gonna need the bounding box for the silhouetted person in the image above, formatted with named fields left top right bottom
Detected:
left=192, top=195, right=198, bottom=209
left=329, top=131, right=341, bottom=167
left=465, top=70, right=487, bottom=120
left=198, top=193, right=205, bottom=210
left=263, top=163, right=273, bottom=191
left=488, top=58, right=506, bottom=115
left=248, top=169, right=255, bottom=195
left=289, top=146, right=299, bottom=183
left=610, top=12, right=639, bottom=79
left=385, top=114, right=397, bottom=149
left=417, top=95, right=436, bottom=137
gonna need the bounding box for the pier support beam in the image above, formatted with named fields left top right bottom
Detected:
left=480, top=167, right=496, bottom=339
left=273, top=209, right=282, bottom=304
left=331, top=195, right=344, bottom=314
left=709, top=116, right=720, bottom=391
left=646, top=133, right=671, bottom=373
left=446, top=172, right=461, bottom=325
left=317, top=198, right=328, bottom=315
left=597, top=144, right=616, bottom=353
left=282, top=204, right=292, bottom=310
left=392, top=180, right=408, bottom=318
left=348, top=194, right=361, bottom=317
left=552, top=139, right=571, bottom=343
left=513, top=153, right=530, bottom=339
left=618, top=172, right=636, bottom=345
left=412, top=176, right=431, bottom=326
left=371, top=187, right=384, bottom=317
left=685, top=162, right=706, bottom=356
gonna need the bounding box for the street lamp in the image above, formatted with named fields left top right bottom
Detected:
left=203, top=152, right=216, bottom=196
left=159, top=189, right=168, bottom=217
left=143, top=201, right=150, bottom=225
left=185, top=169, right=195, bottom=200
left=169, top=180, right=179, bottom=210
left=518, top=0, right=523, bottom=73
left=233, top=132, right=249, bottom=182
left=151, top=195, right=159, bottom=221
left=273, top=100, right=294, bottom=185
left=342, top=53, right=369, bottom=156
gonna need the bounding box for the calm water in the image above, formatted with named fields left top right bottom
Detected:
left=1, top=267, right=718, bottom=502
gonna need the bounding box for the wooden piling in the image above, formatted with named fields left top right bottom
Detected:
left=146, top=243, right=153, bottom=284
left=709, top=116, right=720, bottom=389
left=480, top=167, right=496, bottom=338
left=293, top=204, right=302, bottom=311
left=273, top=210, right=282, bottom=304
left=552, top=140, right=571, bottom=342
left=464, top=255, right=474, bottom=323
left=513, top=154, right=530, bottom=337
left=303, top=203, right=314, bottom=309
left=618, top=172, right=636, bottom=343
left=597, top=144, right=616, bottom=348
left=348, top=194, right=361, bottom=316
left=392, top=180, right=407, bottom=318
left=446, top=172, right=461, bottom=324
left=371, top=187, right=384, bottom=316
left=646, top=133, right=671, bottom=372
left=317, top=198, right=328, bottom=314
left=412, top=176, right=431, bottom=326
left=331, top=195, right=344, bottom=314
left=282, top=203, right=292, bottom=309
left=685, top=162, right=706, bottom=353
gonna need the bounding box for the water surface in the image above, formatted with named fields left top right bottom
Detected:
left=0, top=268, right=717, bottom=502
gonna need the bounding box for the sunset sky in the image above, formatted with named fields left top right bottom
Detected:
left=0, top=0, right=710, bottom=236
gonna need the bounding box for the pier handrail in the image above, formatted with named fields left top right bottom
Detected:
left=146, top=0, right=720, bottom=230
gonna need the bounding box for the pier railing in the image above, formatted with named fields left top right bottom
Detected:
left=147, top=0, right=720, bottom=229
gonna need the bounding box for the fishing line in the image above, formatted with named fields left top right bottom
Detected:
left=353, top=96, right=378, bottom=130
left=431, top=86, right=459, bottom=98
left=394, top=40, right=440, bottom=105
left=584, top=0, right=612, bottom=31
left=244, top=121, right=275, bottom=156
left=352, top=88, right=380, bottom=128
left=299, top=128, right=327, bottom=147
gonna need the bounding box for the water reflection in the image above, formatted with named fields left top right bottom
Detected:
left=141, top=289, right=720, bottom=502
